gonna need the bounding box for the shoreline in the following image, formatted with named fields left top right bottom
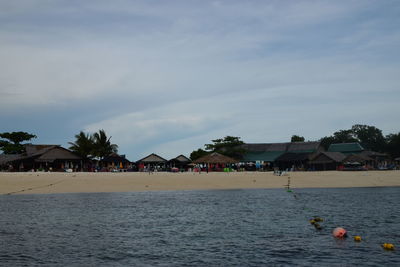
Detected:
left=0, top=171, right=399, bottom=195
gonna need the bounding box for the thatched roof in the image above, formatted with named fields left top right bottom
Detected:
left=193, top=152, right=238, bottom=164
left=309, top=152, right=346, bottom=164
left=169, top=155, right=191, bottom=163
left=1, top=145, right=81, bottom=164
left=0, top=154, right=21, bottom=166
left=242, top=141, right=321, bottom=154
left=137, top=153, right=167, bottom=163
left=328, top=143, right=364, bottom=153
left=101, top=153, right=131, bottom=163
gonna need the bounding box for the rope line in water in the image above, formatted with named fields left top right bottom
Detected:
left=284, top=176, right=396, bottom=251
left=4, top=179, right=66, bottom=195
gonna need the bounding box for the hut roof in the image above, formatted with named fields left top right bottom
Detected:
left=287, top=142, right=321, bottom=153
left=0, top=154, right=21, bottom=166
left=101, top=153, right=131, bottom=163
left=309, top=152, right=346, bottom=164
left=193, top=152, right=238, bottom=164
left=137, top=153, right=167, bottom=163
left=169, top=155, right=191, bottom=163
left=34, top=147, right=81, bottom=162
left=242, top=141, right=321, bottom=153
left=328, top=143, right=364, bottom=153
left=1, top=145, right=81, bottom=164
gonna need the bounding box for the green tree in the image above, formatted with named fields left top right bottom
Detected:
left=190, top=148, right=209, bottom=161
left=204, top=136, right=246, bottom=159
left=386, top=133, right=400, bottom=158
left=92, top=129, right=118, bottom=159
left=351, top=124, right=386, bottom=152
left=0, top=131, right=37, bottom=154
left=291, top=135, right=305, bottom=142
left=68, top=131, right=95, bottom=158
left=332, top=129, right=358, bottom=143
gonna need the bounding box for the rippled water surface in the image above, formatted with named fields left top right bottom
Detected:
left=1, top=187, right=400, bottom=266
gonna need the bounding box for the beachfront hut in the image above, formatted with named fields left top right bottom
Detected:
left=275, top=152, right=313, bottom=171
left=168, top=155, right=191, bottom=171
left=328, top=143, right=364, bottom=155
left=241, top=141, right=322, bottom=170
left=99, top=153, right=132, bottom=171
left=309, top=152, right=346, bottom=171
left=1, top=144, right=83, bottom=171
left=193, top=152, right=238, bottom=172
left=137, top=153, right=168, bottom=171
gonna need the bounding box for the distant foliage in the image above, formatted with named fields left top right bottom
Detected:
left=69, top=129, right=118, bottom=159
left=190, top=136, right=246, bottom=160
left=319, top=124, right=387, bottom=151
left=291, top=135, right=305, bottom=142
left=386, top=132, right=400, bottom=159
left=0, top=131, right=37, bottom=154
left=190, top=148, right=209, bottom=161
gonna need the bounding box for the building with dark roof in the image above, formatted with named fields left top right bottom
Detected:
left=328, top=143, right=364, bottom=154
left=309, top=152, right=347, bottom=171
left=241, top=142, right=323, bottom=170
left=168, top=155, right=191, bottom=171
left=137, top=153, right=168, bottom=171
left=1, top=144, right=83, bottom=171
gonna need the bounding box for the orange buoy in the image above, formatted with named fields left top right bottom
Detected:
left=332, top=227, right=347, bottom=238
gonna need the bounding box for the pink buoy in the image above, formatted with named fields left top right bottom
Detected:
left=332, top=227, right=347, bottom=238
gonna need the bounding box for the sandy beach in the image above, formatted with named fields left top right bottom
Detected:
left=0, top=170, right=399, bottom=195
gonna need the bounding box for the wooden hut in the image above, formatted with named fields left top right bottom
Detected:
left=193, top=152, right=238, bottom=172
left=99, top=153, right=132, bottom=171
left=241, top=142, right=322, bottom=170
left=1, top=144, right=83, bottom=171
left=137, top=153, right=168, bottom=171
left=168, top=155, right=191, bottom=171
left=309, top=152, right=346, bottom=171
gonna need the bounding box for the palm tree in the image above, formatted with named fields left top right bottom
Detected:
left=92, top=129, right=118, bottom=159
left=68, top=131, right=95, bottom=159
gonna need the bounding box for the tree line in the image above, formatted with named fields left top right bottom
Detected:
left=0, top=130, right=118, bottom=160
left=190, top=124, right=400, bottom=160
left=1, top=124, right=400, bottom=160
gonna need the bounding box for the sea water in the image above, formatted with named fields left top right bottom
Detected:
left=0, top=187, right=399, bottom=266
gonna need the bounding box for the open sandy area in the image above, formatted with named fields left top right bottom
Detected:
left=0, top=170, right=399, bottom=195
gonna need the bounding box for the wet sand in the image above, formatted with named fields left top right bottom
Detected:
left=0, top=171, right=399, bottom=195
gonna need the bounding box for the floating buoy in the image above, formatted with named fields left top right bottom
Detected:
left=382, top=243, right=395, bottom=250
left=332, top=227, right=347, bottom=238
left=309, top=219, right=316, bottom=225
left=314, top=217, right=323, bottom=222
left=354, top=236, right=362, bottom=242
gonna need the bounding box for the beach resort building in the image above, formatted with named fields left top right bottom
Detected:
left=99, top=153, right=133, bottom=171
left=0, top=144, right=83, bottom=171
left=137, top=153, right=168, bottom=171
left=241, top=141, right=323, bottom=170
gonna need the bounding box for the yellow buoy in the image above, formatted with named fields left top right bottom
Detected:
left=354, top=236, right=362, bottom=242
left=382, top=243, right=395, bottom=250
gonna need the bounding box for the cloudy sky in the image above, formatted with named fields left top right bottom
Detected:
left=1, top=0, right=399, bottom=160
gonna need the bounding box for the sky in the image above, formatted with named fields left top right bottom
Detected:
left=1, top=0, right=400, bottom=161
